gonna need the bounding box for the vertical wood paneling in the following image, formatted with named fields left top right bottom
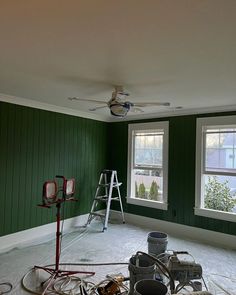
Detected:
left=1, top=100, right=234, bottom=237
left=0, top=102, right=108, bottom=237
left=4, top=104, right=15, bottom=234
left=168, top=116, right=196, bottom=226
left=0, top=104, right=7, bottom=235
left=109, top=115, right=236, bottom=236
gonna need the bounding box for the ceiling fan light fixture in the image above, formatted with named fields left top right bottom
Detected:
left=67, top=86, right=170, bottom=118
left=110, top=102, right=131, bottom=117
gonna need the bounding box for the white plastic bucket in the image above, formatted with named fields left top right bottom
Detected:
left=147, top=231, right=168, bottom=256
left=134, top=279, right=168, bottom=295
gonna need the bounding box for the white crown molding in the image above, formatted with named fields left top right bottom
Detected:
left=119, top=104, right=236, bottom=122
left=0, top=93, right=110, bottom=122
left=1, top=93, right=236, bottom=123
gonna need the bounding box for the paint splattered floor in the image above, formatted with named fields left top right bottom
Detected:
left=0, top=220, right=236, bottom=294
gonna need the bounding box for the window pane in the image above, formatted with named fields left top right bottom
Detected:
left=128, top=121, right=168, bottom=207
left=203, top=174, right=236, bottom=213
left=133, top=169, right=163, bottom=201
left=134, top=134, right=163, bottom=167
left=205, top=131, right=236, bottom=171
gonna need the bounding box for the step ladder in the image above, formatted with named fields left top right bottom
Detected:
left=86, top=170, right=125, bottom=231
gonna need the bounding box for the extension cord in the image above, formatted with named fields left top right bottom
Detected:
left=0, top=282, right=13, bottom=294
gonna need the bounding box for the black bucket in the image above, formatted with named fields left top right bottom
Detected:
left=134, top=279, right=168, bottom=295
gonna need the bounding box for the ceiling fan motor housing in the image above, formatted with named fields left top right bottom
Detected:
left=110, top=101, right=133, bottom=117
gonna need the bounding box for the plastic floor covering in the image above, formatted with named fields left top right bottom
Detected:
left=0, top=220, right=236, bottom=294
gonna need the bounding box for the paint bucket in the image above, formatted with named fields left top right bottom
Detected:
left=134, top=279, right=168, bottom=295
left=193, top=281, right=202, bottom=291
left=147, top=231, right=168, bottom=256
left=128, top=254, right=156, bottom=295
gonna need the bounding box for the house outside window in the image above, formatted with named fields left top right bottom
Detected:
left=127, top=121, right=169, bottom=210
left=195, top=116, right=236, bottom=222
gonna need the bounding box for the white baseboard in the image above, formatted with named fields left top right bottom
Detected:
left=0, top=213, right=89, bottom=254
left=120, top=212, right=236, bottom=250
left=1, top=211, right=235, bottom=254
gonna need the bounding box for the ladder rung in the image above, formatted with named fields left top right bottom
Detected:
left=95, top=196, right=120, bottom=201
left=113, top=183, right=122, bottom=188
left=95, top=196, right=108, bottom=201
left=98, top=182, right=122, bottom=188
left=90, top=212, right=105, bottom=218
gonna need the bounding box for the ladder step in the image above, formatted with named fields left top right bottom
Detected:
left=90, top=212, right=105, bottom=218
left=95, top=196, right=108, bottom=201
left=98, top=182, right=122, bottom=188
left=110, top=197, right=120, bottom=201
left=95, top=195, right=107, bottom=199
left=95, top=196, right=120, bottom=201
left=112, top=182, right=122, bottom=187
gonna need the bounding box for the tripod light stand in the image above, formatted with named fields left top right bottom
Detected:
left=34, top=176, right=95, bottom=295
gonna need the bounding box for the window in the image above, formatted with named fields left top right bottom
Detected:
left=195, top=116, right=236, bottom=222
left=127, top=121, right=169, bottom=210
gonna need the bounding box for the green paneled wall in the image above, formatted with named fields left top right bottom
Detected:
left=1, top=101, right=235, bottom=237
left=108, top=114, right=236, bottom=236
left=0, top=102, right=108, bottom=236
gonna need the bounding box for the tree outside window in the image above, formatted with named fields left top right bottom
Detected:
left=195, top=116, right=236, bottom=222
left=204, top=176, right=236, bottom=212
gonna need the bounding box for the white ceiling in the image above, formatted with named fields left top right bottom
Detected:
left=0, top=0, right=236, bottom=122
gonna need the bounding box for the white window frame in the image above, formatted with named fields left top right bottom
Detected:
left=127, top=121, right=169, bottom=210
left=195, top=115, right=236, bottom=222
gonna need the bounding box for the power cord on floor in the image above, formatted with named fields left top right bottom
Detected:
left=22, top=261, right=129, bottom=295
left=0, top=282, right=13, bottom=294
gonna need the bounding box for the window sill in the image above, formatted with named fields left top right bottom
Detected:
left=194, top=207, right=236, bottom=222
left=127, top=197, right=168, bottom=210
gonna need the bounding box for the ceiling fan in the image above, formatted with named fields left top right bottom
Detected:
left=68, top=86, right=170, bottom=117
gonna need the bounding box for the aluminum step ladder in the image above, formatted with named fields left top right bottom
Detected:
left=86, top=170, right=125, bottom=231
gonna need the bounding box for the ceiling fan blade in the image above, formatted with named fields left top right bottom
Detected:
left=89, top=106, right=108, bottom=111
left=68, top=97, right=107, bottom=104
left=133, top=102, right=170, bottom=107
left=130, top=107, right=144, bottom=113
